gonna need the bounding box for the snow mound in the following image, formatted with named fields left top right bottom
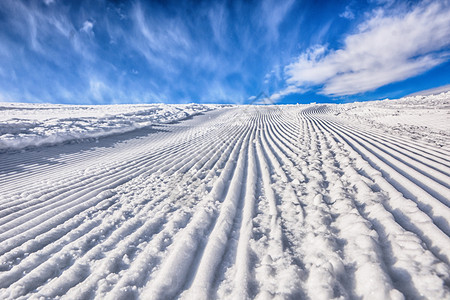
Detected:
left=0, top=103, right=216, bottom=151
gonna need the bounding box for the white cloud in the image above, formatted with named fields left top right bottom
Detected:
left=0, top=91, right=13, bottom=103
left=340, top=6, right=355, bottom=20
left=89, top=78, right=109, bottom=102
left=81, top=20, right=94, bottom=35
left=284, top=1, right=450, bottom=96
left=1, top=0, right=87, bottom=59
left=406, top=84, right=450, bottom=97
left=261, top=0, right=295, bottom=41
left=131, top=2, right=192, bottom=66
left=263, top=65, right=283, bottom=86
left=270, top=85, right=304, bottom=102
left=208, top=2, right=229, bottom=50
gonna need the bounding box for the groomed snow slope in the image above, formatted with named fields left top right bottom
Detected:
left=0, top=103, right=215, bottom=151
left=0, top=95, right=449, bottom=299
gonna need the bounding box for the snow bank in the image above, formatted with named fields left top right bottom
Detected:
left=0, top=103, right=217, bottom=151
left=331, top=91, right=450, bottom=148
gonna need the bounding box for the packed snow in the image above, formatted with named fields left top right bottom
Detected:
left=0, top=93, right=449, bottom=299
left=0, top=103, right=215, bottom=151
left=330, top=91, right=450, bottom=148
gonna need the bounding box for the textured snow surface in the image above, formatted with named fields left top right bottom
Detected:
left=331, top=91, right=450, bottom=149
left=0, top=93, right=449, bottom=299
left=0, top=103, right=215, bottom=151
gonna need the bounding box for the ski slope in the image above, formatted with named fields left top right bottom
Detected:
left=0, top=103, right=215, bottom=151
left=0, top=96, right=449, bottom=299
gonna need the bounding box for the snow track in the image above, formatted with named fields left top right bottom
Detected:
left=0, top=105, right=449, bottom=299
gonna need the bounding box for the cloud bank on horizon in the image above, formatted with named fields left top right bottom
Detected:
left=0, top=0, right=449, bottom=104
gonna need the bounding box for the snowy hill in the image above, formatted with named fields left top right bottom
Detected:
left=0, top=103, right=216, bottom=151
left=0, top=93, right=449, bottom=299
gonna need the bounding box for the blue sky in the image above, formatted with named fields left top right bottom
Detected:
left=0, top=0, right=449, bottom=105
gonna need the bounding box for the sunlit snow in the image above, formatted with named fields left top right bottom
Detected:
left=0, top=93, right=449, bottom=299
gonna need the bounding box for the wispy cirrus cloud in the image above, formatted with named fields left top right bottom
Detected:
left=260, top=0, right=295, bottom=41
left=340, top=5, right=355, bottom=20
left=2, top=0, right=448, bottom=105
left=406, top=84, right=450, bottom=97
left=280, top=1, right=450, bottom=97
left=270, top=85, right=304, bottom=101
left=0, top=0, right=303, bottom=104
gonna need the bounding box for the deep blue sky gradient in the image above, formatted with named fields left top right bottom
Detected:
left=0, top=0, right=449, bottom=104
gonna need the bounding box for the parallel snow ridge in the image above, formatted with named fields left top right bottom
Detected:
left=0, top=103, right=216, bottom=152
left=331, top=91, right=450, bottom=149
left=0, top=101, right=449, bottom=299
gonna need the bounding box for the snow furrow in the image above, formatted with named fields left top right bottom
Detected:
left=314, top=117, right=450, bottom=238
left=252, top=112, right=303, bottom=298
left=138, top=120, right=252, bottom=299
left=181, top=122, right=253, bottom=299
left=58, top=123, right=248, bottom=299
left=323, top=119, right=450, bottom=201
left=297, top=116, right=350, bottom=300
left=0, top=103, right=449, bottom=299
left=0, top=127, right=237, bottom=272
left=311, top=118, right=450, bottom=299
left=217, top=125, right=258, bottom=299
left=0, top=113, right=240, bottom=232
left=336, top=124, right=450, bottom=176
left=312, top=121, right=403, bottom=299
left=307, top=115, right=450, bottom=265
left=0, top=109, right=244, bottom=296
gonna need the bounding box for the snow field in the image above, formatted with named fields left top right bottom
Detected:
left=330, top=91, right=450, bottom=149
left=0, top=96, right=449, bottom=299
left=0, top=103, right=216, bottom=151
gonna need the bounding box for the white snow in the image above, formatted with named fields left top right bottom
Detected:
left=0, top=103, right=216, bottom=151
left=0, top=92, right=449, bottom=299
left=329, top=91, right=450, bottom=148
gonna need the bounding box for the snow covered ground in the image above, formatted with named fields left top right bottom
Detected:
left=331, top=91, right=450, bottom=149
left=0, top=93, right=449, bottom=299
left=0, top=103, right=215, bottom=151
